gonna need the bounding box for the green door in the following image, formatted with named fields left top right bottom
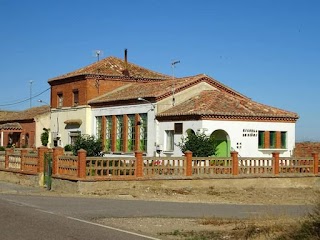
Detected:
left=211, top=130, right=230, bottom=157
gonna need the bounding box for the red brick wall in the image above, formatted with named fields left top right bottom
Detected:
left=293, top=142, right=320, bottom=157
left=50, top=77, right=130, bottom=108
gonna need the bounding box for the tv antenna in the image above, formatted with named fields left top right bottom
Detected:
left=171, top=60, right=180, bottom=106
left=93, top=50, right=103, bottom=62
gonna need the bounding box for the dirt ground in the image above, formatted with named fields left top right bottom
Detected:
left=91, top=186, right=319, bottom=240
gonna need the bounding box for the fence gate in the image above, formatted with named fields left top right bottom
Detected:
left=44, top=151, right=53, bottom=190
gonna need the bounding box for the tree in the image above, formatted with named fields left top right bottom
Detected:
left=41, top=128, right=50, bottom=146
left=177, top=131, right=216, bottom=157
left=72, top=134, right=102, bottom=156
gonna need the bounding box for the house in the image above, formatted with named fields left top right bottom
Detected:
left=0, top=105, right=50, bottom=148
left=48, top=51, right=299, bottom=157
left=47, top=50, right=170, bottom=148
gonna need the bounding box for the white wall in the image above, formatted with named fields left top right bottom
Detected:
left=158, top=119, right=296, bottom=157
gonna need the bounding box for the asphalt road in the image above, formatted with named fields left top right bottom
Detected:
left=0, top=181, right=314, bottom=240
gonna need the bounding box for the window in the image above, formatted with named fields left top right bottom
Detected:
left=57, top=93, right=63, bottom=107
left=96, top=116, right=102, bottom=139
left=116, top=115, right=123, bottom=151
left=105, top=116, right=112, bottom=152
left=139, top=113, right=147, bottom=151
left=258, top=131, right=265, bottom=148
left=258, top=130, right=287, bottom=149
left=70, top=131, right=81, bottom=145
left=165, top=130, right=174, bottom=151
left=127, top=115, right=135, bottom=152
left=174, top=123, right=183, bottom=134
left=281, top=132, right=287, bottom=149
left=269, top=131, right=276, bottom=148
left=73, top=89, right=79, bottom=106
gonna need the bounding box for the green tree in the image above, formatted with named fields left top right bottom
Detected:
left=72, top=134, right=102, bottom=156
left=41, top=128, right=50, bottom=146
left=177, top=131, right=216, bottom=157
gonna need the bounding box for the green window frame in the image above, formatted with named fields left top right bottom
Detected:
left=258, top=131, right=264, bottom=148
left=269, top=131, right=276, bottom=148
left=116, top=115, right=123, bottom=151
left=96, top=116, right=102, bottom=140
left=281, top=131, right=287, bottom=149
left=139, top=113, right=147, bottom=151
left=105, top=116, right=112, bottom=152
left=127, top=115, right=135, bottom=152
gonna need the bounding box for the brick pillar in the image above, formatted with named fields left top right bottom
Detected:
left=52, top=147, right=64, bottom=175
left=272, top=152, right=280, bottom=175
left=77, top=149, right=87, bottom=179
left=312, top=153, right=319, bottom=175
left=135, top=151, right=143, bottom=178
left=5, top=148, right=13, bottom=169
left=231, top=151, right=239, bottom=176
left=20, top=149, right=28, bottom=171
left=184, top=151, right=193, bottom=176
left=264, top=131, right=270, bottom=149
left=276, top=131, right=281, bottom=149
left=37, top=146, right=48, bottom=173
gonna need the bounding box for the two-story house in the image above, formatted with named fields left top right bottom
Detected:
left=48, top=51, right=299, bottom=157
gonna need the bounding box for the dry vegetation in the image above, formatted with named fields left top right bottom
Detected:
left=95, top=187, right=320, bottom=240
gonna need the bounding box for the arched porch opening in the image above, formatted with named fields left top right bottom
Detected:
left=210, top=130, right=230, bottom=157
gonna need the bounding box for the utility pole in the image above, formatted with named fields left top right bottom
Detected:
left=29, top=80, right=34, bottom=108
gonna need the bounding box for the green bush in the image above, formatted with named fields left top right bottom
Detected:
left=177, top=131, right=216, bottom=157
left=72, top=134, right=102, bottom=156
left=64, top=144, right=73, bottom=152
left=41, top=128, right=50, bottom=146
left=0, top=146, right=5, bottom=151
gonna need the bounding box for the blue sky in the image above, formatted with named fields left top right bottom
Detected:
left=0, top=0, right=319, bottom=141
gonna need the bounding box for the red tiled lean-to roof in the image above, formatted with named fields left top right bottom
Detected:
left=0, top=122, right=22, bottom=130
left=49, top=56, right=171, bottom=82
left=157, top=90, right=299, bottom=121
left=89, top=74, right=248, bottom=104
left=0, top=105, right=50, bottom=122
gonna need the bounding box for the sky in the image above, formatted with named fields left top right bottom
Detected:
left=0, top=0, right=319, bottom=141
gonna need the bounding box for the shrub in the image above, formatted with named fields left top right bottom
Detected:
left=72, top=134, right=102, bottom=157
left=177, top=131, right=217, bottom=157
left=0, top=146, right=5, bottom=151
left=64, top=144, right=73, bottom=152
left=41, top=128, right=50, bottom=146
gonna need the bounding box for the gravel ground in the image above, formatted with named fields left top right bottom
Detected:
left=93, top=186, right=319, bottom=240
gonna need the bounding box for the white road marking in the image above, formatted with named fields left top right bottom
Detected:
left=67, top=216, right=161, bottom=240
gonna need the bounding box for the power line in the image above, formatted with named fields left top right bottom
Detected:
left=0, top=87, right=50, bottom=107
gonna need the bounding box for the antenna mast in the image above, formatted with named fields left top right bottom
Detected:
left=171, top=60, right=180, bottom=106
left=95, top=50, right=101, bottom=62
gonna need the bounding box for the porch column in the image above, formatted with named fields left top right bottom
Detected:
left=0, top=131, right=3, bottom=146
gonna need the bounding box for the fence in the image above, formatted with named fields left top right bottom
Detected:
left=0, top=147, right=319, bottom=181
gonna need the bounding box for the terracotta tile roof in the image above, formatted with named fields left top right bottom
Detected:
left=157, top=90, right=299, bottom=120
left=0, top=122, right=22, bottom=130
left=89, top=74, right=247, bottom=104
left=0, top=105, right=50, bottom=122
left=49, top=56, right=171, bottom=82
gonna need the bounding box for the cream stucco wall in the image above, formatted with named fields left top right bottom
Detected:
left=34, top=112, right=50, bottom=147
left=50, top=106, right=92, bottom=147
